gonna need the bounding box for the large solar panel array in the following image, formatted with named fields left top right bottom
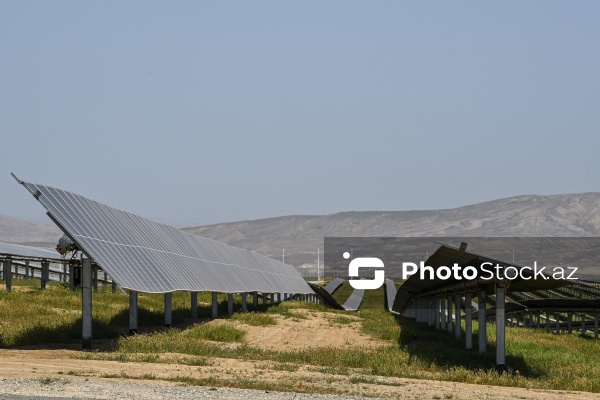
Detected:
left=14, top=176, right=313, bottom=295
left=0, top=240, right=61, bottom=261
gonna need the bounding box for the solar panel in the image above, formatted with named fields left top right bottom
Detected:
left=324, top=277, right=344, bottom=294
left=308, top=282, right=344, bottom=310
left=342, top=287, right=365, bottom=311
left=13, top=175, right=313, bottom=295
left=0, top=240, right=61, bottom=260
left=385, top=278, right=396, bottom=312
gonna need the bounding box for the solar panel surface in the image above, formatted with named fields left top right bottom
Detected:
left=0, top=241, right=61, bottom=260
left=14, top=176, right=313, bottom=295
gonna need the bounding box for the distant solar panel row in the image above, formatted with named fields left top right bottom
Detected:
left=15, top=177, right=313, bottom=295
left=0, top=240, right=61, bottom=260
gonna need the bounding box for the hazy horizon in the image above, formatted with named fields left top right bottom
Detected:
left=2, top=2, right=599, bottom=226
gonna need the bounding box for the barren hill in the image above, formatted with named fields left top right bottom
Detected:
left=3, top=193, right=600, bottom=273
left=182, top=193, right=600, bottom=272
left=0, top=214, right=62, bottom=247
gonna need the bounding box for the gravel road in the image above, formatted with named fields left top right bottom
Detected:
left=0, top=378, right=376, bottom=400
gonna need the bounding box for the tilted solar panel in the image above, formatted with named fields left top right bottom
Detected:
left=0, top=240, right=61, bottom=261
left=342, top=287, right=365, bottom=311
left=13, top=175, right=313, bottom=295
left=324, top=277, right=344, bottom=294
left=385, top=278, right=396, bottom=312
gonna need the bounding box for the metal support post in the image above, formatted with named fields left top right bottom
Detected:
left=212, top=292, right=218, bottom=319
left=495, top=285, right=506, bottom=374
left=129, top=290, right=138, bottom=335
left=81, top=257, right=93, bottom=349
left=164, top=293, right=172, bottom=327
left=465, top=292, right=472, bottom=350
left=478, top=290, right=486, bottom=353
left=191, top=292, right=198, bottom=318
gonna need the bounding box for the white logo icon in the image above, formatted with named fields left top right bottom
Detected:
left=346, top=252, right=385, bottom=290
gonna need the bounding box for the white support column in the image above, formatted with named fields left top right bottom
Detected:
left=41, top=261, right=49, bottom=290
left=465, top=292, right=472, bottom=350
left=212, top=292, right=218, bottom=319
left=455, top=294, right=461, bottom=340
left=4, top=258, right=12, bottom=291
left=435, top=298, right=441, bottom=330
left=495, top=285, right=506, bottom=373
left=92, top=265, right=98, bottom=293
left=478, top=290, right=487, bottom=354
left=528, top=311, right=533, bottom=328
left=227, top=293, right=234, bottom=315
left=81, top=257, right=93, bottom=349
left=429, top=299, right=435, bottom=326
left=129, top=290, right=138, bottom=335
left=447, top=295, right=453, bottom=333
left=191, top=292, right=198, bottom=319
left=69, top=264, right=75, bottom=290
left=164, top=293, right=172, bottom=327
left=441, top=297, right=446, bottom=330
left=241, top=293, right=247, bottom=312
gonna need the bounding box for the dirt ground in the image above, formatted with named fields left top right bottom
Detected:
left=0, top=312, right=598, bottom=399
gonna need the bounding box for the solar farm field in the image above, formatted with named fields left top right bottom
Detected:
left=1, top=279, right=600, bottom=399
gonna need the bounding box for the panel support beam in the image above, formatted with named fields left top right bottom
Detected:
left=82, top=257, right=93, bottom=349
left=478, top=290, right=487, bottom=354
left=3, top=258, right=12, bottom=291
left=41, top=261, right=49, bottom=290
left=465, top=292, right=472, bottom=350
left=212, top=292, right=218, bottom=319
left=191, top=292, right=198, bottom=319
left=241, top=293, right=247, bottom=313
left=447, top=295, right=453, bottom=333
left=129, top=290, right=138, bottom=335
left=455, top=294, right=461, bottom=340
left=440, top=296, right=446, bottom=330
left=227, top=293, right=234, bottom=315
left=495, top=285, right=506, bottom=374
left=164, top=293, right=172, bottom=327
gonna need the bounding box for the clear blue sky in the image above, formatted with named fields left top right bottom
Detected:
left=1, top=1, right=599, bottom=226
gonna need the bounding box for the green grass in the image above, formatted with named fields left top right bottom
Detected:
left=0, top=279, right=234, bottom=347
left=181, top=323, right=246, bottom=342
left=230, top=312, right=277, bottom=326
left=3, top=280, right=600, bottom=393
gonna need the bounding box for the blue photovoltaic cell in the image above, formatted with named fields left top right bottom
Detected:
left=14, top=176, right=313, bottom=295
